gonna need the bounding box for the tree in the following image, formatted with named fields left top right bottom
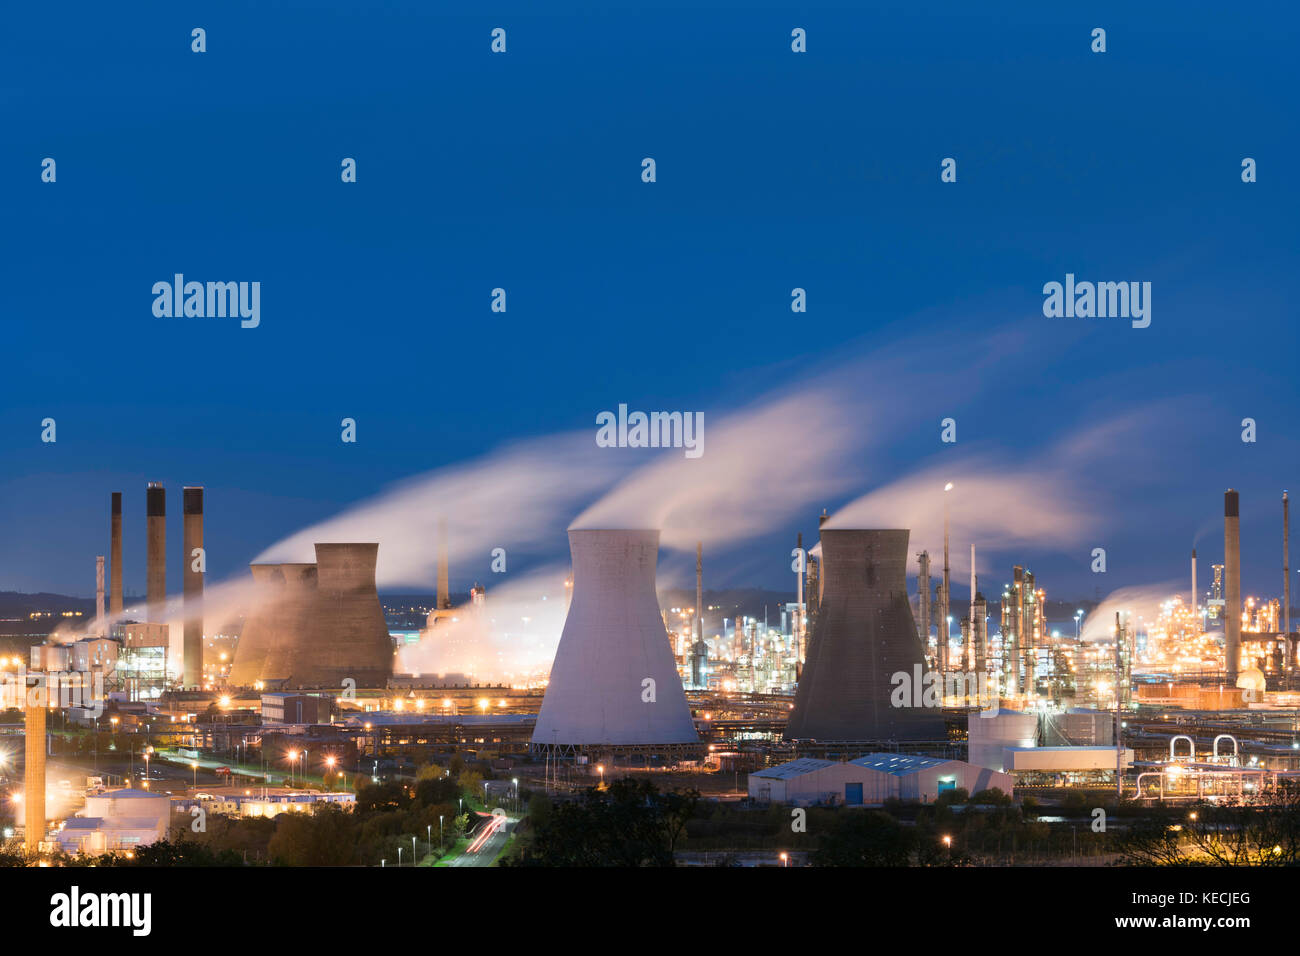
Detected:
left=813, top=811, right=915, bottom=866
left=510, top=778, right=698, bottom=867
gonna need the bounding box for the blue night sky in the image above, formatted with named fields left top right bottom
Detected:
left=1, top=1, right=1297, bottom=606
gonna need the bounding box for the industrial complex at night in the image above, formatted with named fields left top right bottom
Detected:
left=4, top=0, right=1294, bottom=939
left=4, top=480, right=1300, bottom=879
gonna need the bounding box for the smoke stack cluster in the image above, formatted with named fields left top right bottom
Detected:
left=183, top=486, right=205, bottom=688
left=146, top=482, right=166, bottom=621
left=1225, top=489, right=1241, bottom=683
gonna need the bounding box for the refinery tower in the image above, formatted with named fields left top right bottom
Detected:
left=532, top=530, right=700, bottom=753
left=786, top=528, right=946, bottom=743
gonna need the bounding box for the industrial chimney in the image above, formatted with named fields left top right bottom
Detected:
left=785, top=529, right=946, bottom=742
left=24, top=693, right=46, bottom=854
left=1191, top=548, right=1198, bottom=637
left=1225, top=489, right=1241, bottom=683
left=532, top=530, right=700, bottom=751
left=695, top=541, right=703, bottom=647
left=182, top=486, right=204, bottom=688
left=1285, top=491, right=1292, bottom=671
left=436, top=517, right=450, bottom=611
left=110, top=492, right=123, bottom=617
left=95, top=556, right=106, bottom=638
left=146, top=482, right=166, bottom=621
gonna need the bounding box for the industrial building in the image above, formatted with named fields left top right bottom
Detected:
left=54, top=789, right=171, bottom=856
left=749, top=753, right=1013, bottom=806
left=786, top=529, right=946, bottom=743
left=229, top=542, right=394, bottom=688
left=532, top=530, right=700, bottom=755
left=180, top=787, right=355, bottom=820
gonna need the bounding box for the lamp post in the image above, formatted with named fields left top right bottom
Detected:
left=439, top=814, right=444, bottom=850
left=412, top=836, right=417, bottom=865
left=427, top=824, right=432, bottom=857
left=190, top=760, right=198, bottom=788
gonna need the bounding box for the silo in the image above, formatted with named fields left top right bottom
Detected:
left=785, top=529, right=946, bottom=743
left=532, top=530, right=700, bottom=750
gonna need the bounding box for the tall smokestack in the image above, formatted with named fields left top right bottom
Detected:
left=95, top=556, right=105, bottom=637
left=1191, top=548, right=1198, bottom=638
left=24, top=694, right=45, bottom=854
left=941, top=483, right=952, bottom=676
left=1284, top=491, right=1291, bottom=670
left=1225, top=489, right=1241, bottom=683
left=183, top=486, right=204, bottom=688
left=969, top=544, right=976, bottom=671
left=695, top=541, right=703, bottom=645
left=794, top=532, right=804, bottom=659
left=146, top=482, right=166, bottom=621
left=436, top=517, right=450, bottom=610
left=917, top=551, right=931, bottom=658
left=110, top=492, right=123, bottom=616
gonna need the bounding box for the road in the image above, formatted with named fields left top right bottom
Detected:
left=449, top=813, right=513, bottom=867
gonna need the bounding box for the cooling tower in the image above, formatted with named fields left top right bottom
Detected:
left=182, top=486, right=204, bottom=688
left=532, top=530, right=700, bottom=750
left=229, top=543, right=392, bottom=688
left=785, top=529, right=946, bottom=743
left=110, top=492, right=123, bottom=616
left=146, top=482, right=166, bottom=621
left=1225, top=489, right=1241, bottom=683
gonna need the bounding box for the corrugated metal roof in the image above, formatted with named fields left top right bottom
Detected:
left=751, top=758, right=836, bottom=779
left=849, top=753, right=948, bottom=775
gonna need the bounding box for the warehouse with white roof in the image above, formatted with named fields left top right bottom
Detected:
left=748, top=753, right=1013, bottom=806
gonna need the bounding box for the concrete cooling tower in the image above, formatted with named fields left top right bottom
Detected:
left=229, top=543, right=393, bottom=688
left=532, top=530, right=700, bottom=752
left=785, top=529, right=946, bottom=743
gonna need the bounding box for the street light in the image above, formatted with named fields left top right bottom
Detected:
left=439, top=814, right=444, bottom=850
left=190, top=761, right=198, bottom=788
left=427, top=824, right=432, bottom=857
left=597, top=764, right=605, bottom=788
left=779, top=852, right=788, bottom=867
